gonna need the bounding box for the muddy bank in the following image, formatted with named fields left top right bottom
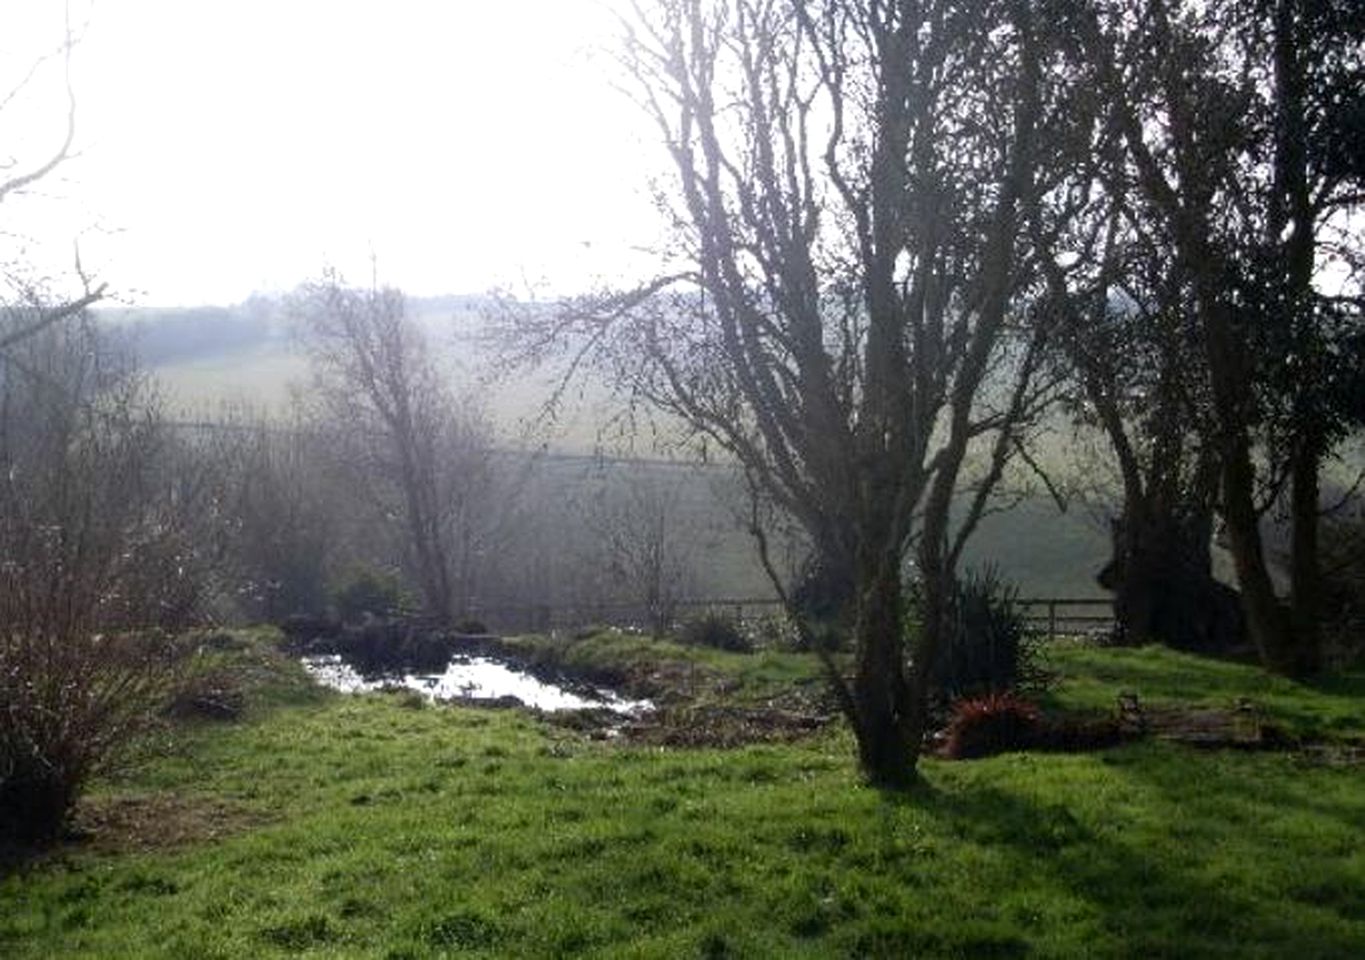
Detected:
left=487, top=634, right=839, bottom=746
left=280, top=619, right=839, bottom=746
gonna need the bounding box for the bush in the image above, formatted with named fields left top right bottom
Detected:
left=679, top=612, right=752, bottom=652
left=332, top=567, right=409, bottom=624
left=943, top=692, right=1041, bottom=759
left=1, top=319, right=209, bottom=844
left=2, top=632, right=185, bottom=842
left=744, top=613, right=802, bottom=651
left=929, top=566, right=1045, bottom=701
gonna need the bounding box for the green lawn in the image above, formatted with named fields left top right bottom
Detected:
left=2, top=636, right=1362, bottom=958
left=1041, top=641, right=1365, bottom=738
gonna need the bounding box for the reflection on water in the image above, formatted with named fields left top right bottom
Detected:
left=302, top=654, right=652, bottom=715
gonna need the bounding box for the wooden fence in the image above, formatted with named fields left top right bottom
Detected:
left=470, top=596, right=1114, bottom=641
left=1013, top=598, right=1115, bottom=640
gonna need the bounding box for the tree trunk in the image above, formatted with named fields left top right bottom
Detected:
left=1102, top=501, right=1243, bottom=653
left=1220, top=435, right=1298, bottom=672
left=849, top=553, right=916, bottom=788
left=906, top=555, right=950, bottom=767
left=1190, top=255, right=1299, bottom=672
left=1288, top=434, right=1323, bottom=672
left=1275, top=0, right=1322, bottom=676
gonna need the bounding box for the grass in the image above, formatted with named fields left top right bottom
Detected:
left=499, top=628, right=829, bottom=707
left=2, top=634, right=1362, bottom=958
left=1041, top=641, right=1365, bottom=739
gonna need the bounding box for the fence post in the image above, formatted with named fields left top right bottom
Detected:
left=1048, top=600, right=1057, bottom=641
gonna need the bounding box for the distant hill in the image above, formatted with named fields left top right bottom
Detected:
left=105, top=293, right=1363, bottom=605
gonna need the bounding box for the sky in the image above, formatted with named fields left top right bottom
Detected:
left=2, top=0, right=666, bottom=307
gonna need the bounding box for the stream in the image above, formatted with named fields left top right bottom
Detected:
left=302, top=653, right=653, bottom=715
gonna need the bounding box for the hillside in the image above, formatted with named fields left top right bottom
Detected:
left=93, top=299, right=1130, bottom=602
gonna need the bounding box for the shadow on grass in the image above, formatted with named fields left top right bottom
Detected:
left=0, top=841, right=49, bottom=878
left=1115, top=743, right=1365, bottom=921
left=870, top=751, right=1363, bottom=957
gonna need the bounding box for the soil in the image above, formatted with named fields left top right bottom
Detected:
left=70, top=791, right=269, bottom=854
left=1, top=791, right=269, bottom=875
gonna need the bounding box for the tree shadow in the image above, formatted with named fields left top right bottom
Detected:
left=881, top=758, right=1364, bottom=956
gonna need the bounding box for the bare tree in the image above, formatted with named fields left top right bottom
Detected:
left=293, top=274, right=493, bottom=624
left=507, top=0, right=1066, bottom=785
left=586, top=464, right=700, bottom=637
left=178, top=404, right=338, bottom=622
left=0, top=4, right=106, bottom=353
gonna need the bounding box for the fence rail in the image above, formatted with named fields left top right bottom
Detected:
left=468, top=595, right=1114, bottom=641
left=1014, top=598, right=1115, bottom=640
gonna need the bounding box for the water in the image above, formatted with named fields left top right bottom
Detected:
left=302, top=653, right=652, bottom=715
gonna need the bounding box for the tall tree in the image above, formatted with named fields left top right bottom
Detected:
left=1257, top=0, right=1364, bottom=666
left=1072, top=0, right=1364, bottom=674
left=515, top=0, right=1062, bottom=784
left=1024, top=84, right=1237, bottom=651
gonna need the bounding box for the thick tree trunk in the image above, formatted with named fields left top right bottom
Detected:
left=1274, top=0, right=1322, bottom=676
left=849, top=553, right=917, bottom=788
left=1190, top=252, right=1301, bottom=672
left=1102, top=501, right=1244, bottom=652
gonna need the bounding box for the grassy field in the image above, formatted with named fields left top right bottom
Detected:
left=3, top=633, right=1362, bottom=958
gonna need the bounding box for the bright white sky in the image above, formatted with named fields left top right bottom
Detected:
left=2, top=0, right=665, bottom=307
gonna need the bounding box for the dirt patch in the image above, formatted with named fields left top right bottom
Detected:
left=544, top=701, right=834, bottom=748
left=71, top=791, right=269, bottom=855
left=2, top=790, right=268, bottom=875
left=621, top=705, right=834, bottom=748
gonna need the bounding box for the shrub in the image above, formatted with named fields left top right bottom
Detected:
left=1, top=319, right=209, bottom=844
left=679, top=612, right=752, bottom=652
left=943, top=692, right=1041, bottom=759
left=220, top=414, right=333, bottom=623
left=332, top=567, right=408, bottom=624
left=454, top=619, right=489, bottom=635
left=164, top=664, right=247, bottom=722
left=744, top=613, right=802, bottom=651
left=929, top=566, right=1045, bottom=701
left=2, top=631, right=185, bottom=842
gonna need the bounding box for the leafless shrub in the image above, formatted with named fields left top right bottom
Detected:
left=585, top=465, right=701, bottom=637
left=0, top=315, right=207, bottom=843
